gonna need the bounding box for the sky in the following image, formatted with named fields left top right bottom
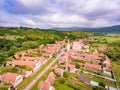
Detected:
left=0, top=0, right=120, bottom=29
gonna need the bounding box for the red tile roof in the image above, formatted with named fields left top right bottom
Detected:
left=13, top=55, right=19, bottom=60
left=26, top=49, right=32, bottom=54
left=54, top=68, right=64, bottom=76
left=7, top=60, right=36, bottom=69
left=58, top=56, right=71, bottom=63
left=20, top=70, right=27, bottom=75
left=85, top=63, right=101, bottom=70
left=103, top=55, right=111, bottom=69
left=38, top=81, right=50, bottom=90
left=42, top=53, right=51, bottom=58
left=66, top=64, right=75, bottom=70
left=0, top=72, right=18, bottom=83
left=36, top=57, right=46, bottom=63
left=45, top=72, right=56, bottom=85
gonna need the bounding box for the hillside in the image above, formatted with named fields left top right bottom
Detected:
left=51, top=25, right=120, bottom=33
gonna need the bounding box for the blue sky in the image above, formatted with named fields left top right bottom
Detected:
left=0, top=0, right=120, bottom=28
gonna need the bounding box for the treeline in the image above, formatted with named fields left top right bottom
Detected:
left=0, top=27, right=91, bottom=65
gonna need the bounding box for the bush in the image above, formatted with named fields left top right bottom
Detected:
left=99, top=82, right=105, bottom=88
left=63, top=72, right=69, bottom=78
left=59, top=78, right=65, bottom=84
left=75, top=63, right=80, bottom=69
left=92, top=86, right=106, bottom=90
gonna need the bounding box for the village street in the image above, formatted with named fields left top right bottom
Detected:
left=24, top=48, right=65, bottom=90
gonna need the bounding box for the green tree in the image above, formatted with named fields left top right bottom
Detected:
left=63, top=71, right=69, bottom=78
left=75, top=63, right=80, bottom=69
left=99, top=82, right=105, bottom=88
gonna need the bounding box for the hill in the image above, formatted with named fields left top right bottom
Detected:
left=51, top=25, right=120, bottom=33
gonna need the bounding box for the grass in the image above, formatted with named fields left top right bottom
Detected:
left=18, top=65, right=32, bottom=71
left=54, top=77, right=92, bottom=90
left=112, top=62, right=120, bottom=86
left=66, top=72, right=116, bottom=87
left=0, top=66, right=20, bottom=74
left=17, top=57, right=54, bottom=90
left=79, top=72, right=116, bottom=87
left=93, top=36, right=120, bottom=43
left=103, top=37, right=120, bottom=43
left=0, top=86, right=8, bottom=90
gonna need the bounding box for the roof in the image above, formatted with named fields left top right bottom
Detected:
left=54, top=68, right=64, bottom=76
left=13, top=55, right=19, bottom=59
left=20, top=70, right=27, bottom=75
left=85, top=63, right=101, bottom=70
left=7, top=60, right=36, bottom=69
left=58, top=56, right=71, bottom=63
left=73, top=41, right=84, bottom=47
left=103, top=55, right=111, bottom=69
left=45, top=72, right=56, bottom=85
left=92, top=52, right=99, bottom=55
left=42, top=53, right=51, bottom=57
left=38, top=81, right=50, bottom=90
left=66, top=64, right=75, bottom=70
left=0, top=72, right=18, bottom=83
left=36, top=57, right=46, bottom=63
left=78, top=76, right=90, bottom=83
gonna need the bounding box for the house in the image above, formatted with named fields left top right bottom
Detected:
left=38, top=81, right=50, bottom=90
left=9, top=85, right=17, bottom=90
left=99, top=46, right=106, bottom=51
left=72, top=41, right=84, bottom=50
left=39, top=45, right=44, bottom=50
left=103, top=55, right=111, bottom=70
left=78, top=76, right=90, bottom=84
left=13, top=55, right=19, bottom=60
left=38, top=81, right=55, bottom=90
left=6, top=60, right=40, bottom=72
left=58, top=56, right=71, bottom=64
left=45, top=72, right=56, bottom=85
left=90, top=81, right=98, bottom=86
left=67, top=49, right=77, bottom=55
left=84, top=63, right=102, bottom=71
left=36, top=57, right=47, bottom=64
left=54, top=68, right=64, bottom=77
left=65, top=64, right=76, bottom=73
left=19, top=53, right=25, bottom=57
left=42, top=53, right=51, bottom=59
left=84, top=53, right=100, bottom=61
left=26, top=49, right=32, bottom=55
left=0, top=72, right=23, bottom=86
left=19, top=70, right=32, bottom=77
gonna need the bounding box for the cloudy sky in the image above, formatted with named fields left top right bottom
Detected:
left=0, top=0, right=120, bottom=28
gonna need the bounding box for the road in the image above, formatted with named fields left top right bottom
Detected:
left=24, top=48, right=64, bottom=90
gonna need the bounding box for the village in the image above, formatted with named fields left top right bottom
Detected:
left=0, top=39, right=118, bottom=90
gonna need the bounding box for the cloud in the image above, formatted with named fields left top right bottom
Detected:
left=0, top=0, right=120, bottom=28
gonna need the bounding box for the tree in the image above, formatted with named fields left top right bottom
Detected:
left=75, top=63, right=80, bottom=69
left=99, top=82, right=105, bottom=88
left=59, top=78, right=65, bottom=84
left=63, top=71, right=69, bottom=78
